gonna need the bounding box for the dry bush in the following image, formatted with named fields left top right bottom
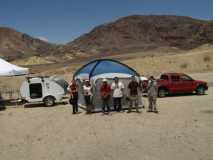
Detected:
left=180, top=63, right=188, bottom=69
left=203, top=55, right=211, bottom=62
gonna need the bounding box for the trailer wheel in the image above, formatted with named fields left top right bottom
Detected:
left=43, top=96, right=55, bottom=107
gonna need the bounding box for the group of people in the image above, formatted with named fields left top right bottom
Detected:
left=67, top=76, right=158, bottom=114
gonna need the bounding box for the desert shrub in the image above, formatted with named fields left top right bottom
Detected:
left=203, top=55, right=211, bottom=62
left=206, top=64, right=210, bottom=69
left=180, top=63, right=188, bottom=69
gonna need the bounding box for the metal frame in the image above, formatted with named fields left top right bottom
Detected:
left=73, top=58, right=140, bottom=79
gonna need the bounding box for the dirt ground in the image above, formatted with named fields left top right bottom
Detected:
left=0, top=88, right=213, bottom=160
left=0, top=45, right=213, bottom=160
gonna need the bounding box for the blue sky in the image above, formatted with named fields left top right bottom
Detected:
left=0, top=0, right=213, bottom=44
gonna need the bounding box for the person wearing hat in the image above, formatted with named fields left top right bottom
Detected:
left=83, top=79, right=93, bottom=114
left=147, top=76, right=158, bottom=113
left=127, top=76, right=140, bottom=113
left=100, top=79, right=111, bottom=113
left=111, top=77, right=125, bottom=112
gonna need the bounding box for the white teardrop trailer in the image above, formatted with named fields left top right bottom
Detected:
left=20, top=76, right=68, bottom=106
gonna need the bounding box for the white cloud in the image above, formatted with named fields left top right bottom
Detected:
left=37, top=36, right=49, bottom=42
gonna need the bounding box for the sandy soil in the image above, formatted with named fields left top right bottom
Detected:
left=0, top=88, right=213, bottom=160
left=0, top=45, right=213, bottom=160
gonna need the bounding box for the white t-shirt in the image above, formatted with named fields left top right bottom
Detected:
left=111, top=82, right=125, bottom=98
left=83, top=85, right=92, bottom=96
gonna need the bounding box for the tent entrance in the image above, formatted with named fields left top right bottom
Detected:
left=29, top=83, right=42, bottom=99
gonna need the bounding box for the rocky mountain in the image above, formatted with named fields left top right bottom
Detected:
left=62, top=15, right=213, bottom=55
left=0, top=27, right=58, bottom=61
left=1, top=15, right=213, bottom=61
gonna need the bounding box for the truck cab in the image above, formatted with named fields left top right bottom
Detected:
left=157, top=73, right=208, bottom=97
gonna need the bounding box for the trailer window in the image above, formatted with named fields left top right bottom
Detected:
left=29, top=83, right=42, bottom=99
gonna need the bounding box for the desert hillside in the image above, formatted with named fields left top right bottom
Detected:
left=63, top=15, right=213, bottom=55
left=122, top=44, right=213, bottom=76
left=0, top=27, right=58, bottom=61
left=11, top=44, right=213, bottom=80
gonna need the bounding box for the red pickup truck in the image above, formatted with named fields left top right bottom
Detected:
left=144, top=73, right=208, bottom=97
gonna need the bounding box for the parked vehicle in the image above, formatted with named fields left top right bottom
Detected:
left=20, top=76, right=68, bottom=106
left=143, top=73, right=208, bottom=97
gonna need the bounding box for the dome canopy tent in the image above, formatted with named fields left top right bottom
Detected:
left=73, top=59, right=140, bottom=81
left=73, top=59, right=143, bottom=112
left=0, top=58, right=29, bottom=76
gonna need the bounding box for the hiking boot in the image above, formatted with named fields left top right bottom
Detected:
left=154, top=110, right=159, bottom=114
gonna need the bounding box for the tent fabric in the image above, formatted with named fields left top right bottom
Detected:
left=73, top=59, right=140, bottom=80
left=0, top=58, right=29, bottom=76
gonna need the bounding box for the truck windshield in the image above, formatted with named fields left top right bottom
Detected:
left=180, top=75, right=193, bottom=81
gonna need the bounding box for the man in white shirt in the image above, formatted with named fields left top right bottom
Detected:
left=111, top=77, right=125, bottom=112
left=83, top=80, right=93, bottom=113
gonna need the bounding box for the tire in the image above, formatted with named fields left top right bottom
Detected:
left=158, top=88, right=167, bottom=98
left=196, top=86, right=205, bottom=95
left=43, top=96, right=55, bottom=107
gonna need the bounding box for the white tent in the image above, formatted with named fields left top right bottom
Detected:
left=0, top=58, right=29, bottom=76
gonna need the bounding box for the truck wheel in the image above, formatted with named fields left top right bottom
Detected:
left=158, top=88, right=167, bottom=98
left=43, top=96, right=55, bottom=107
left=196, top=86, right=205, bottom=95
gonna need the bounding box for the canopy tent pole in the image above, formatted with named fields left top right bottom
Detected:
left=89, top=60, right=101, bottom=80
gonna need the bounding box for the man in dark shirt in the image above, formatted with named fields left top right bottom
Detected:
left=128, top=76, right=140, bottom=113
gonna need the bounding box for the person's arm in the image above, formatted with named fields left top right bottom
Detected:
left=67, top=84, right=71, bottom=93
left=139, top=81, right=143, bottom=92
left=90, top=86, right=93, bottom=95
left=111, top=83, right=114, bottom=90
left=137, top=82, right=140, bottom=94
left=121, top=83, right=125, bottom=93
left=147, top=81, right=151, bottom=91
left=76, top=84, right=79, bottom=92
left=127, top=83, right=131, bottom=96
left=100, top=86, right=104, bottom=97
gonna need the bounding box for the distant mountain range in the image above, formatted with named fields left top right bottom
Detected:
left=0, top=27, right=58, bottom=61
left=1, top=15, right=213, bottom=61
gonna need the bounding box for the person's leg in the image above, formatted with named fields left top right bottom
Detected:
left=141, top=96, right=145, bottom=108
left=118, top=97, right=122, bottom=111
left=102, top=98, right=106, bottom=112
left=153, top=97, right=158, bottom=113
left=113, top=98, right=117, bottom=111
left=150, top=96, right=154, bottom=112
left=128, top=97, right=133, bottom=113
left=72, top=104, right=76, bottom=114
left=148, top=96, right=152, bottom=112
left=106, top=97, right=110, bottom=112
left=75, top=94, right=79, bottom=113
left=88, top=95, right=92, bottom=113
left=135, top=96, right=139, bottom=112
left=72, top=98, right=77, bottom=114
left=85, top=96, right=90, bottom=113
